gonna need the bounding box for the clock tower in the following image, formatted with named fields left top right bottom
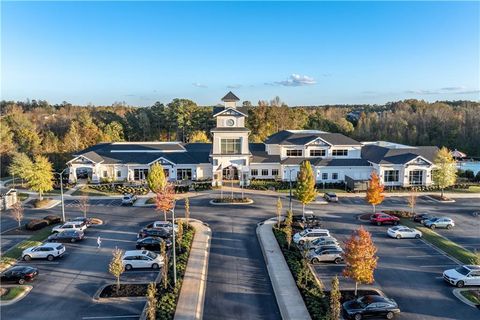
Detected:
left=211, top=92, right=250, bottom=185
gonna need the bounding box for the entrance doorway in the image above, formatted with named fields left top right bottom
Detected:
left=222, top=166, right=238, bottom=180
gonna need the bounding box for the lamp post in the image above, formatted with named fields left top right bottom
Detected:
left=288, top=168, right=295, bottom=212
left=169, top=201, right=177, bottom=286
left=54, top=168, right=67, bottom=223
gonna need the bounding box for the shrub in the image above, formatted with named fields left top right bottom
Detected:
left=33, top=199, right=52, bottom=208
left=382, top=210, right=413, bottom=218
left=43, top=215, right=62, bottom=225
left=212, top=197, right=252, bottom=203
left=26, top=219, right=49, bottom=231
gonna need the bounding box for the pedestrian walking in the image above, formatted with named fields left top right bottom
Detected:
left=97, top=236, right=102, bottom=248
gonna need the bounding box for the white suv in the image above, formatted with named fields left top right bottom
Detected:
left=52, top=222, right=87, bottom=233
left=122, top=250, right=164, bottom=270
left=22, top=243, right=66, bottom=261
left=293, top=228, right=331, bottom=245
left=443, top=265, right=480, bottom=287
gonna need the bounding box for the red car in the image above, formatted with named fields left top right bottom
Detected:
left=370, top=213, right=399, bottom=226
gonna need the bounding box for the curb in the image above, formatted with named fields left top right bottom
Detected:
left=208, top=199, right=254, bottom=205
left=452, top=289, right=480, bottom=308
left=257, top=217, right=312, bottom=320
left=0, top=285, right=33, bottom=306
left=424, top=196, right=456, bottom=203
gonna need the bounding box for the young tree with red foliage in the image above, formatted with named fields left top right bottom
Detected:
left=155, top=183, right=175, bottom=221
left=342, top=226, right=378, bottom=296
left=366, top=172, right=385, bottom=213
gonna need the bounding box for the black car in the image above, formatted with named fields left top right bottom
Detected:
left=413, top=213, right=436, bottom=223
left=47, top=230, right=85, bottom=243
left=136, top=237, right=172, bottom=251
left=343, top=295, right=400, bottom=320
left=138, top=228, right=171, bottom=239
left=292, top=214, right=322, bottom=229
left=0, top=266, right=39, bottom=284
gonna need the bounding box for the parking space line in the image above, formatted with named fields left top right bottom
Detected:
left=82, top=316, right=140, bottom=319
left=406, top=254, right=444, bottom=258
left=419, top=264, right=458, bottom=268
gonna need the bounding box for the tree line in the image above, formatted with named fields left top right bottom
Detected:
left=1, top=97, right=479, bottom=175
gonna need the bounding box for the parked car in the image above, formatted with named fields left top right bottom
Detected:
left=423, top=217, right=455, bottom=229
left=152, top=221, right=178, bottom=232
left=412, top=213, right=436, bottom=223
left=324, top=193, right=339, bottom=202
left=138, top=228, right=171, bottom=239
left=70, top=217, right=93, bottom=226
left=293, top=228, right=330, bottom=245
left=43, top=215, right=62, bottom=225
left=122, top=250, right=164, bottom=270
left=47, top=230, right=85, bottom=243
left=52, top=221, right=87, bottom=233
left=292, top=214, right=322, bottom=229
left=22, top=243, right=65, bottom=261
left=307, top=247, right=344, bottom=264
left=0, top=266, right=39, bottom=284
left=342, top=295, right=400, bottom=320
left=122, top=193, right=137, bottom=206
left=306, top=237, right=340, bottom=250
left=443, top=265, right=480, bottom=287
left=387, top=226, right=422, bottom=239
left=370, top=213, right=399, bottom=226
left=136, top=237, right=172, bottom=251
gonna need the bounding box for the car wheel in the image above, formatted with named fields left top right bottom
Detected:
left=125, top=264, right=132, bottom=271
left=151, top=263, right=159, bottom=270
left=141, top=246, right=146, bottom=250
left=354, top=313, right=362, bottom=320
left=47, top=255, right=54, bottom=261
left=446, top=224, right=452, bottom=230
left=23, top=255, right=32, bottom=261
left=396, top=234, right=401, bottom=239
left=456, top=280, right=465, bottom=288
left=415, top=234, right=421, bottom=239
left=18, top=278, right=25, bottom=285
left=377, top=222, right=382, bottom=226
left=334, top=258, right=342, bottom=264
left=311, top=258, right=320, bottom=264
left=430, top=224, right=436, bottom=230
left=386, top=311, right=394, bottom=319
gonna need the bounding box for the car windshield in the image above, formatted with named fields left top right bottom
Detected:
left=147, top=251, right=157, bottom=259
left=56, top=245, right=64, bottom=250
left=455, top=266, right=470, bottom=276
left=299, top=230, right=308, bottom=236
left=123, top=196, right=130, bottom=200
left=390, top=226, right=401, bottom=231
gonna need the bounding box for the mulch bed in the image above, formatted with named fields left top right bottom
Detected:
left=99, top=283, right=149, bottom=298
left=359, top=213, right=372, bottom=221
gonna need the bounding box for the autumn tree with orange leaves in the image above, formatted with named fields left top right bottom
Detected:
left=342, top=227, right=378, bottom=296
left=365, top=172, right=384, bottom=213
left=155, top=183, right=175, bottom=221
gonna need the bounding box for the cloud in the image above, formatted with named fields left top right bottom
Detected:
left=267, top=74, right=317, bottom=87
left=227, top=84, right=242, bottom=89
left=404, top=87, right=479, bottom=95
left=192, top=82, right=207, bottom=88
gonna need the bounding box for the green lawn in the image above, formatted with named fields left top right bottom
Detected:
left=460, top=290, right=480, bottom=305
left=401, top=218, right=478, bottom=264
left=447, top=185, right=480, bottom=193
left=18, top=193, right=29, bottom=201
left=0, top=286, right=28, bottom=301
left=71, top=186, right=120, bottom=196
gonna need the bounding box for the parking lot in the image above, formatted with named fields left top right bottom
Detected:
left=309, top=196, right=480, bottom=320
left=64, top=199, right=123, bottom=207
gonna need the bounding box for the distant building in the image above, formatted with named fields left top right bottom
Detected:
left=67, top=92, right=439, bottom=188
left=0, top=188, right=18, bottom=211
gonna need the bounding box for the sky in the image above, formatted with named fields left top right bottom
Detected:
left=1, top=1, right=479, bottom=106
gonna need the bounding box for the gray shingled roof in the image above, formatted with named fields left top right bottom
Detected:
left=221, top=91, right=240, bottom=101
left=265, top=130, right=361, bottom=146
left=212, top=106, right=249, bottom=117
left=361, top=145, right=439, bottom=165
left=280, top=157, right=370, bottom=167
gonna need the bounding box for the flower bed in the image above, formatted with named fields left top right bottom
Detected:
left=87, top=184, right=149, bottom=195
left=99, top=283, right=148, bottom=298
left=211, top=197, right=252, bottom=203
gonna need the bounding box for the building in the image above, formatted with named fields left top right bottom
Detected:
left=67, top=92, right=439, bottom=188
left=0, top=188, right=18, bottom=211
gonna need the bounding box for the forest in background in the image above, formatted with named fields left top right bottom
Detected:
left=1, top=97, right=479, bottom=176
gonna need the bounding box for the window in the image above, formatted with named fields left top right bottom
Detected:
left=332, top=173, right=338, bottom=180
left=272, top=169, right=279, bottom=176
left=384, top=170, right=399, bottom=182
left=221, top=138, right=241, bottom=154
left=409, top=170, right=424, bottom=185
left=117, top=171, right=122, bottom=178
left=103, top=171, right=108, bottom=178
left=134, top=169, right=149, bottom=180
left=286, top=149, right=303, bottom=157
left=261, top=169, right=269, bottom=176
left=332, top=149, right=348, bottom=156
left=322, top=173, right=328, bottom=180
left=177, top=168, right=192, bottom=180
left=251, top=169, right=258, bottom=176
left=309, top=149, right=326, bottom=157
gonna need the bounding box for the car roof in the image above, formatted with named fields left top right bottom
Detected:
left=465, top=265, right=480, bottom=270
left=361, top=295, right=389, bottom=303
left=305, top=228, right=329, bottom=232
left=6, top=266, right=35, bottom=272
left=124, top=250, right=151, bottom=256
left=41, top=242, right=63, bottom=247
left=326, top=193, right=337, bottom=196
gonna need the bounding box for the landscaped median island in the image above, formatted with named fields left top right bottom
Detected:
left=460, top=289, right=480, bottom=306
left=210, top=196, right=253, bottom=204
left=0, top=286, right=31, bottom=302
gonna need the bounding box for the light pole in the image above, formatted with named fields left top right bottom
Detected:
left=169, top=201, right=177, bottom=286
left=288, top=168, right=295, bottom=212
left=54, top=168, right=67, bottom=223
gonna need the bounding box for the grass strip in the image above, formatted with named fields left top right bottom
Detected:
left=0, top=286, right=28, bottom=301
left=460, top=290, right=480, bottom=305
left=400, top=218, right=478, bottom=265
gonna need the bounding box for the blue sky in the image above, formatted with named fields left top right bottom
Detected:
left=2, top=1, right=479, bottom=106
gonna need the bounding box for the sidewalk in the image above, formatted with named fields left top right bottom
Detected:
left=174, top=219, right=211, bottom=320
left=257, top=218, right=311, bottom=320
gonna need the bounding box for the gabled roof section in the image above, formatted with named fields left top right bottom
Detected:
left=265, top=130, right=361, bottom=146
left=221, top=91, right=240, bottom=102
left=280, top=157, right=370, bottom=167
left=68, top=152, right=104, bottom=164
left=361, top=145, right=438, bottom=165
left=212, top=107, right=248, bottom=117
left=249, top=144, right=281, bottom=164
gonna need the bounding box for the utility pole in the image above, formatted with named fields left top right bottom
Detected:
left=55, top=168, right=67, bottom=222
left=170, top=201, right=177, bottom=286
left=289, top=169, right=293, bottom=212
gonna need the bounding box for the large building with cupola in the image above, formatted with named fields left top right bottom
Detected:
left=67, top=92, right=439, bottom=188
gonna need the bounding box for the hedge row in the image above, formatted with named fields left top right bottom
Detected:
left=89, top=184, right=149, bottom=195
left=248, top=179, right=345, bottom=191
left=26, top=215, right=62, bottom=231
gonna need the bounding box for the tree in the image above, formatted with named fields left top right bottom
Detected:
left=147, top=162, right=167, bottom=193
left=432, top=147, right=457, bottom=198
left=276, top=197, right=283, bottom=228
left=155, top=184, right=175, bottom=221
left=0, top=121, right=15, bottom=155
left=26, top=155, right=54, bottom=201
left=160, top=241, right=169, bottom=289
left=8, top=153, right=33, bottom=183
left=188, top=130, right=210, bottom=143
left=284, top=225, right=293, bottom=250
left=366, top=172, right=384, bottom=213
left=176, top=220, right=184, bottom=251
left=294, top=161, right=316, bottom=217
left=407, top=188, right=417, bottom=215
left=109, top=248, right=125, bottom=294
left=10, top=202, right=24, bottom=228
left=102, top=121, right=124, bottom=142
left=343, top=227, right=378, bottom=296
left=145, top=282, right=157, bottom=320
left=184, top=197, right=190, bottom=227
left=284, top=209, right=293, bottom=228
left=79, top=195, right=89, bottom=218
left=329, top=276, right=341, bottom=320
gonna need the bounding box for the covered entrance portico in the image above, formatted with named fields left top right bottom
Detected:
left=222, top=165, right=238, bottom=180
